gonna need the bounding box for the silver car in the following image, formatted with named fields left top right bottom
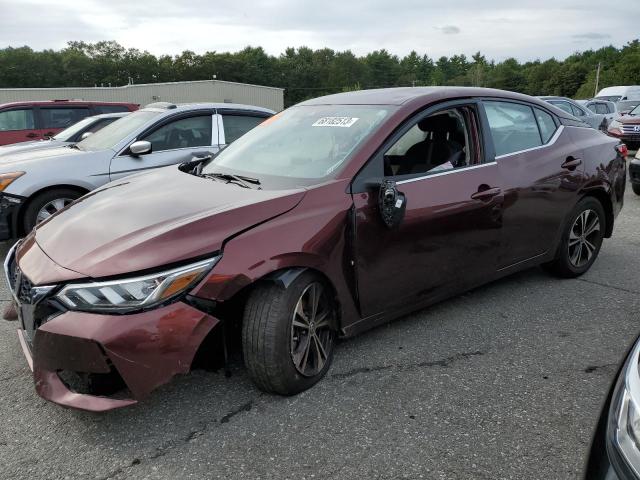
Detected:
left=0, top=102, right=274, bottom=239
left=539, top=96, right=607, bottom=130
left=0, top=113, right=128, bottom=157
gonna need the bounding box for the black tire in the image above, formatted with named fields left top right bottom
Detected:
left=543, top=197, right=606, bottom=278
left=633, top=184, right=640, bottom=196
left=242, top=271, right=336, bottom=395
left=23, top=188, right=83, bottom=233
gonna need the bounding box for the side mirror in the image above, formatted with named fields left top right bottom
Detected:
left=378, top=180, right=406, bottom=229
left=129, top=140, right=152, bottom=156
left=179, top=154, right=212, bottom=175
left=80, top=132, right=93, bottom=140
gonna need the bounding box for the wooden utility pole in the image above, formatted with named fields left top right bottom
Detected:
left=594, top=62, right=601, bottom=98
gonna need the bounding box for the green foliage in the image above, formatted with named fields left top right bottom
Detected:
left=1, top=40, right=639, bottom=106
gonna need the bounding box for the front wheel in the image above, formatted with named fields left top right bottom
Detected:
left=242, top=272, right=336, bottom=395
left=633, top=184, right=640, bottom=196
left=23, top=189, right=83, bottom=233
left=543, top=197, right=606, bottom=278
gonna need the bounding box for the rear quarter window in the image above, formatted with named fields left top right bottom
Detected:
left=534, top=108, right=558, bottom=143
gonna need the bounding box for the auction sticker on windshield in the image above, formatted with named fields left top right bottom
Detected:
left=312, top=117, right=359, bottom=127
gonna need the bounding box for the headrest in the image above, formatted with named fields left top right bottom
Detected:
left=418, top=114, right=459, bottom=133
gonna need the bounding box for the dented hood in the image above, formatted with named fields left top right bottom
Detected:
left=32, top=166, right=306, bottom=279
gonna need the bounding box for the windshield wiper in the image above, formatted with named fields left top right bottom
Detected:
left=202, top=172, right=261, bottom=189
left=66, top=144, right=80, bottom=149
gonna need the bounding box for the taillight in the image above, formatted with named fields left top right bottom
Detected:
left=616, top=144, right=629, bottom=157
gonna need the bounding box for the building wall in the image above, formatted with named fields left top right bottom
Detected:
left=0, top=80, right=284, bottom=111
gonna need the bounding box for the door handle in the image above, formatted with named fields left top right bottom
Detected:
left=26, top=133, right=38, bottom=139
left=471, top=186, right=502, bottom=201
left=561, top=156, right=582, bottom=170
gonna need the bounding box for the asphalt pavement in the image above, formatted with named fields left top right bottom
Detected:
left=0, top=167, right=639, bottom=480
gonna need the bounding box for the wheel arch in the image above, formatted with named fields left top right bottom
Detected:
left=580, top=187, right=614, bottom=238
left=17, top=184, right=91, bottom=235
left=236, top=266, right=343, bottom=331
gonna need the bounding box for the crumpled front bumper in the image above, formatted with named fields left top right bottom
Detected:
left=0, top=193, right=25, bottom=240
left=15, top=302, right=220, bottom=412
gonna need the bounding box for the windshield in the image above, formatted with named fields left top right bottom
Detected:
left=76, top=110, right=160, bottom=151
left=629, top=105, right=640, bottom=116
left=53, top=116, right=97, bottom=141
left=596, top=95, right=623, bottom=102
left=203, top=105, right=391, bottom=183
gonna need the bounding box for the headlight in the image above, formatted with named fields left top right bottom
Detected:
left=607, top=337, right=640, bottom=479
left=55, top=256, right=219, bottom=312
left=610, top=120, right=622, bottom=130
left=0, top=172, right=25, bottom=191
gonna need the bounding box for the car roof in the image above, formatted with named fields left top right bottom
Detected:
left=140, top=102, right=275, bottom=115
left=300, top=87, right=557, bottom=108
left=0, top=100, right=137, bottom=108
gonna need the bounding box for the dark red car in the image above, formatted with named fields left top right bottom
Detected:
left=0, top=100, right=139, bottom=145
left=3, top=87, right=627, bottom=411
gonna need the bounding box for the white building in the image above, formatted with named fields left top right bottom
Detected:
left=0, top=80, right=284, bottom=112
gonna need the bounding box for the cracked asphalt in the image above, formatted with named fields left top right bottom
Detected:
left=1, top=166, right=639, bottom=480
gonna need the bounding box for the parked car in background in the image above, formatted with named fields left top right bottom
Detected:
left=0, top=102, right=273, bottom=239
left=585, top=99, right=619, bottom=126
left=0, top=113, right=127, bottom=157
left=631, top=152, right=640, bottom=195
left=583, top=333, right=640, bottom=479
left=539, top=96, right=608, bottom=130
left=595, top=85, right=640, bottom=102
left=0, top=100, right=139, bottom=146
left=608, top=104, right=640, bottom=150
left=617, top=100, right=640, bottom=116
left=2, top=87, right=626, bottom=411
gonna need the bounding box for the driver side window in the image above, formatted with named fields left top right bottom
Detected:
left=142, top=115, right=212, bottom=152
left=383, top=108, right=473, bottom=177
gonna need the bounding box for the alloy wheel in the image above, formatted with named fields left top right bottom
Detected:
left=568, top=209, right=601, bottom=268
left=290, top=282, right=334, bottom=377
left=36, top=197, right=75, bottom=224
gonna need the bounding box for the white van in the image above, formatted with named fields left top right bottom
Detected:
left=595, top=86, right=640, bottom=102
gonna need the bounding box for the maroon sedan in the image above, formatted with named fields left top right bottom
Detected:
left=3, top=87, right=627, bottom=411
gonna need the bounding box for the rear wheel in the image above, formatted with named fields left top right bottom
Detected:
left=543, top=197, right=605, bottom=278
left=633, top=184, right=640, bottom=196
left=23, top=189, right=83, bottom=233
left=242, top=271, right=336, bottom=395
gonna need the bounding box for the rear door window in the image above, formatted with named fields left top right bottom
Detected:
left=221, top=114, right=267, bottom=144
left=141, top=115, right=212, bottom=152
left=0, top=108, right=35, bottom=131
left=40, top=107, right=90, bottom=129
left=483, top=101, right=542, bottom=156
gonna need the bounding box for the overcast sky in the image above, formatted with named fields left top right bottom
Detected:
left=1, top=0, right=638, bottom=61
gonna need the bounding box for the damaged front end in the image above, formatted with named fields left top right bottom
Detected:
left=4, top=241, right=223, bottom=412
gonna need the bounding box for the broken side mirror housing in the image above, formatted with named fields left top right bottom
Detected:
left=378, top=179, right=406, bottom=229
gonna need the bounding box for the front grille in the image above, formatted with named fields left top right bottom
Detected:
left=14, top=266, right=34, bottom=304
left=6, top=252, right=63, bottom=344
left=621, top=124, right=640, bottom=135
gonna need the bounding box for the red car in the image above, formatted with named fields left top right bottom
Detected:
left=607, top=103, right=640, bottom=149
left=3, top=87, right=627, bottom=411
left=0, top=100, right=139, bottom=145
